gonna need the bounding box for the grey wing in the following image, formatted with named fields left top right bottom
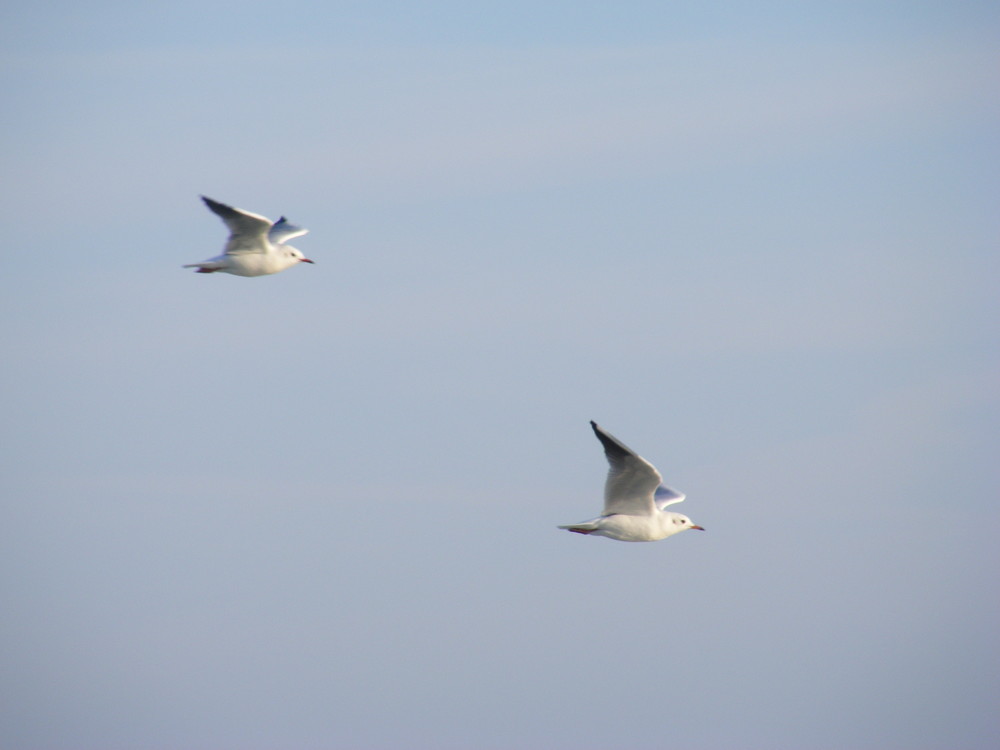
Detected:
left=269, top=217, right=309, bottom=245
left=591, top=421, right=662, bottom=517
left=654, top=484, right=686, bottom=509
left=202, top=196, right=272, bottom=255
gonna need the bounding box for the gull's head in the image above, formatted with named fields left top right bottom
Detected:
left=286, top=247, right=315, bottom=264
left=672, top=514, right=705, bottom=533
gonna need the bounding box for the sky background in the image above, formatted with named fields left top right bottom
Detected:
left=2, top=2, right=999, bottom=749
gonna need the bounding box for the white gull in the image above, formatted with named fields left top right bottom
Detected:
left=184, top=196, right=315, bottom=276
left=559, top=421, right=704, bottom=542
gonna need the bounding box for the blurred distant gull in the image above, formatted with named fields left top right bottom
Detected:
left=184, top=196, right=315, bottom=276
left=559, top=421, right=704, bottom=542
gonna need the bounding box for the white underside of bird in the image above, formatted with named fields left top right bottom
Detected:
left=184, top=196, right=315, bottom=277
left=559, top=421, right=704, bottom=542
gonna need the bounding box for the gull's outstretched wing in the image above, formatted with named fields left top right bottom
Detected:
left=268, top=217, right=309, bottom=245
left=591, top=421, right=662, bottom=517
left=202, top=196, right=272, bottom=255
left=654, top=484, right=686, bottom=509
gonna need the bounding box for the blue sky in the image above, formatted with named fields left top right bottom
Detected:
left=2, top=2, right=999, bottom=749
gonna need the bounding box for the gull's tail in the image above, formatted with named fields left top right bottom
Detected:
left=183, top=263, right=222, bottom=273
left=558, top=522, right=599, bottom=535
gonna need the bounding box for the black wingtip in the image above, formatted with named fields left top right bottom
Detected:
left=200, top=196, right=234, bottom=217
left=590, top=420, right=610, bottom=443
left=590, top=420, right=633, bottom=461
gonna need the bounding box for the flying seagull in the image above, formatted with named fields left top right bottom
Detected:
left=559, top=421, right=704, bottom=542
left=184, top=196, right=315, bottom=276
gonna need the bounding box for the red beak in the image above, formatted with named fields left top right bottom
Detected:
left=300, top=258, right=315, bottom=264
left=691, top=525, right=705, bottom=531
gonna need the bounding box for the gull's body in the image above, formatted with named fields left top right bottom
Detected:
left=559, top=421, right=704, bottom=542
left=184, top=196, right=314, bottom=276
